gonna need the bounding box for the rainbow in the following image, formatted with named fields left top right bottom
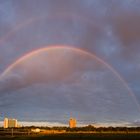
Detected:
left=1, top=46, right=140, bottom=112
left=0, top=14, right=139, bottom=112
left=0, top=13, right=95, bottom=45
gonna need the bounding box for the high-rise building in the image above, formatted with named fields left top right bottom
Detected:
left=4, top=118, right=8, bottom=128
left=69, top=118, right=77, bottom=128
left=4, top=118, right=18, bottom=128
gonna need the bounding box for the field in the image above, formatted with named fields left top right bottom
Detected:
left=1, top=133, right=140, bottom=140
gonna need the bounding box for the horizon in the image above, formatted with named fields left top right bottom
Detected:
left=1, top=119, right=140, bottom=128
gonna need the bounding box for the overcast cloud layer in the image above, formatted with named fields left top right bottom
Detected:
left=0, top=0, right=140, bottom=125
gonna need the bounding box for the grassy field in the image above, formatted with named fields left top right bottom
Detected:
left=1, top=133, right=140, bottom=140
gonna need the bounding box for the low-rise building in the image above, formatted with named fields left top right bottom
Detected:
left=31, top=128, right=41, bottom=133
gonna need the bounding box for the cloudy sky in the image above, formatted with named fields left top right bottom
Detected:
left=0, top=0, right=140, bottom=126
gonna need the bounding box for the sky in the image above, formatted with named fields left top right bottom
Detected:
left=0, top=0, right=140, bottom=126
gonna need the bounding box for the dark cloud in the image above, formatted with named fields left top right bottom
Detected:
left=0, top=48, right=139, bottom=123
left=0, top=0, right=140, bottom=124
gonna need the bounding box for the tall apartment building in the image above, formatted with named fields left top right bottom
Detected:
left=69, top=118, right=77, bottom=128
left=4, top=118, right=18, bottom=128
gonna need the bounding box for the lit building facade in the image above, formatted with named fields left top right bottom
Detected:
left=4, top=118, right=18, bottom=128
left=69, top=118, right=77, bottom=128
left=4, top=118, right=8, bottom=128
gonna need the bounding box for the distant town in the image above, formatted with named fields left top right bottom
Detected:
left=0, top=117, right=140, bottom=136
left=1, top=117, right=140, bottom=140
left=3, top=117, right=77, bottom=129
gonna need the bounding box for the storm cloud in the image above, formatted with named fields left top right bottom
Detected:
left=0, top=0, right=140, bottom=125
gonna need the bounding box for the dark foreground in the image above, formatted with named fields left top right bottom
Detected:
left=1, top=133, right=140, bottom=140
